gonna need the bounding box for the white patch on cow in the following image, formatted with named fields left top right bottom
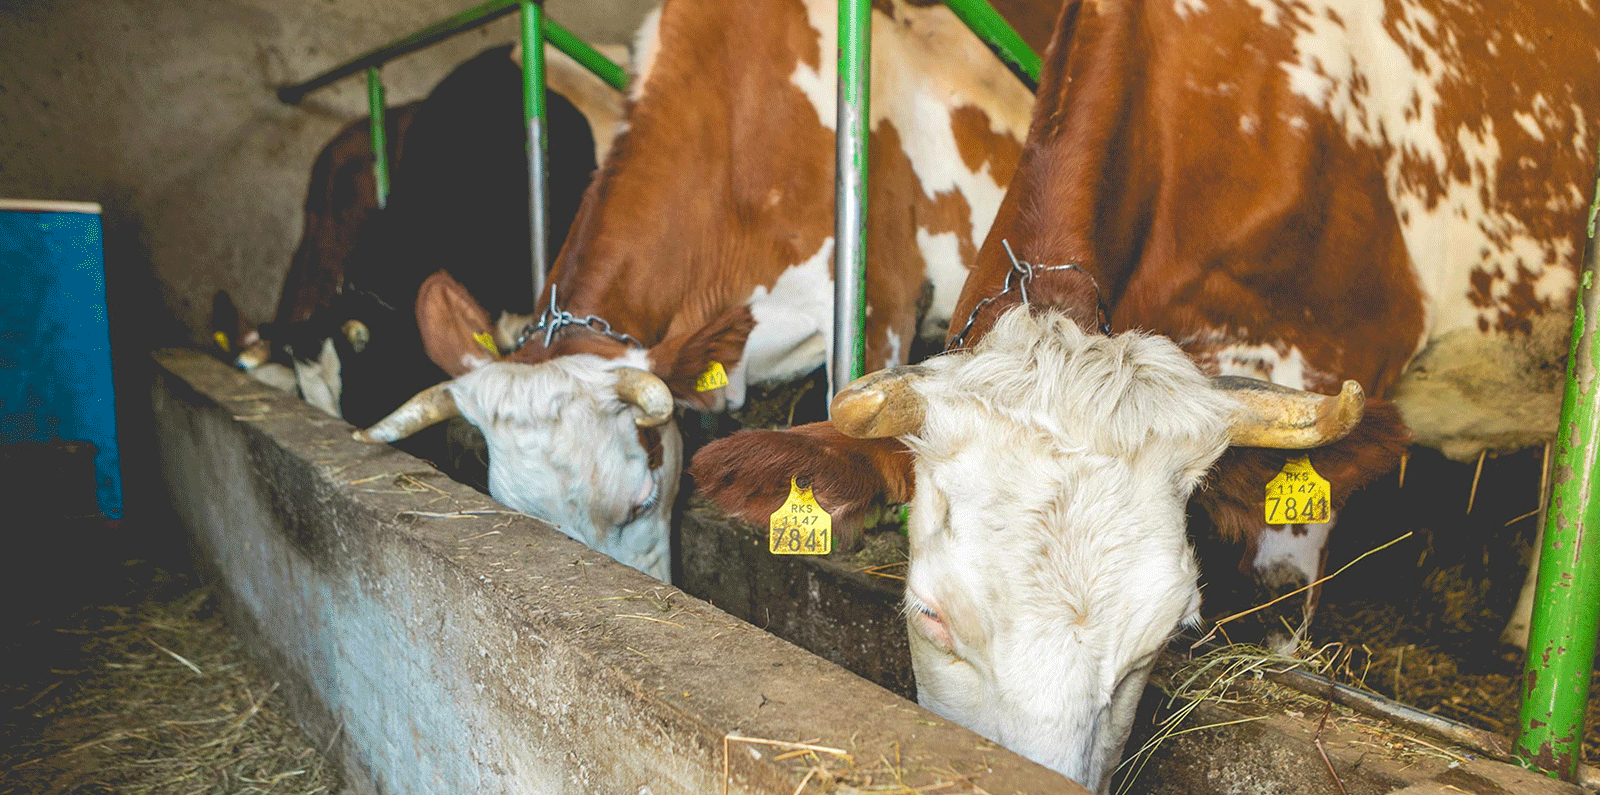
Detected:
left=447, top=348, right=677, bottom=581
left=917, top=228, right=969, bottom=340
left=901, top=308, right=1231, bottom=791
left=1174, top=0, right=1209, bottom=19
left=734, top=238, right=836, bottom=404
left=884, top=329, right=904, bottom=366
left=628, top=4, right=664, bottom=103
left=1208, top=340, right=1313, bottom=390
left=1252, top=518, right=1334, bottom=588
left=294, top=337, right=342, bottom=417
left=247, top=362, right=299, bottom=394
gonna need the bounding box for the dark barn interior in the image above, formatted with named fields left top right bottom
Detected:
left=2, top=0, right=1598, bottom=793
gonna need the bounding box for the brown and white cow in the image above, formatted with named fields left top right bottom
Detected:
left=692, top=0, right=1599, bottom=788
left=357, top=0, right=1056, bottom=580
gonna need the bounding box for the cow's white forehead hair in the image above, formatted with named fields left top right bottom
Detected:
left=447, top=348, right=675, bottom=581
left=900, top=308, right=1234, bottom=788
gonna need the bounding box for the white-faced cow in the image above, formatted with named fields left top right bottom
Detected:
left=355, top=0, right=1057, bottom=580
left=692, top=0, right=1599, bottom=789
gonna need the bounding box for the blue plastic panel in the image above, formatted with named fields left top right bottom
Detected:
left=0, top=205, right=121, bottom=517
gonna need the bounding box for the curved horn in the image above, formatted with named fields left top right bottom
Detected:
left=352, top=382, right=460, bottom=443
left=614, top=367, right=673, bottom=427
left=829, top=365, right=931, bottom=439
left=1214, top=376, right=1365, bottom=449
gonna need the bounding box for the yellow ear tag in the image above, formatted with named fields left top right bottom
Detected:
left=213, top=331, right=231, bottom=351
left=695, top=361, right=730, bottom=392
left=1265, top=455, right=1331, bottom=524
left=769, top=476, right=832, bottom=555
left=473, top=332, right=499, bottom=357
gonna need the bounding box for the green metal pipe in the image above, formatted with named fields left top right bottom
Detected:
left=364, top=67, right=390, bottom=209
left=276, top=1, right=625, bottom=104
left=1514, top=155, right=1600, bottom=781
left=543, top=19, right=628, bottom=92
left=940, top=0, right=1040, bottom=89
left=521, top=0, right=550, bottom=303
left=831, top=0, right=872, bottom=394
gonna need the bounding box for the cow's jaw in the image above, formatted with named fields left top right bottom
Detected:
left=894, top=311, right=1231, bottom=792
left=449, top=355, right=679, bottom=581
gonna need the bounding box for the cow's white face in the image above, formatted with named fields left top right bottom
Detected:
left=448, top=352, right=678, bottom=581
left=895, top=312, right=1234, bottom=792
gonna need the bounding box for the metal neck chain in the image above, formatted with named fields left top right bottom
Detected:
left=947, top=239, right=1112, bottom=350
left=516, top=284, right=643, bottom=350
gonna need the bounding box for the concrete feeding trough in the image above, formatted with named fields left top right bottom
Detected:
left=151, top=348, right=1583, bottom=795
left=150, top=348, right=1079, bottom=794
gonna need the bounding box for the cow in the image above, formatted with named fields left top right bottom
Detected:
left=218, top=99, right=420, bottom=396
left=351, top=0, right=1058, bottom=581
left=691, top=0, right=1599, bottom=789
left=228, top=44, right=621, bottom=419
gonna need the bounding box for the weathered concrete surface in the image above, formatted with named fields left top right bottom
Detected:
left=679, top=500, right=1587, bottom=795
left=150, top=348, right=1084, bottom=795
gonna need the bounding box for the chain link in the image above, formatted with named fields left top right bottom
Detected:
left=515, top=284, right=643, bottom=351
left=947, top=239, right=1111, bottom=350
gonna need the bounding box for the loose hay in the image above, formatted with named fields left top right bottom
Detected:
left=0, top=565, right=342, bottom=795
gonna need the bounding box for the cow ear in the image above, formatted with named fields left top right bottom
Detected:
left=689, top=421, right=915, bottom=550
left=416, top=270, right=498, bottom=377
left=1196, top=398, right=1410, bottom=545
left=648, top=304, right=756, bottom=410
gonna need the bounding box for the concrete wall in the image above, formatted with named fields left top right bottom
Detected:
left=0, top=0, right=654, bottom=345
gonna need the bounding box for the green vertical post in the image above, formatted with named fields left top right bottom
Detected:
left=1515, top=156, right=1600, bottom=781
left=365, top=67, right=390, bottom=209
left=520, top=0, right=549, bottom=303
left=831, top=0, right=871, bottom=395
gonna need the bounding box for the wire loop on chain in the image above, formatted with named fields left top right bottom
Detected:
left=946, top=240, right=1112, bottom=350
left=515, top=284, right=643, bottom=351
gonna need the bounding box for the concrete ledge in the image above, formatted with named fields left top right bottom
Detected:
left=149, top=348, right=1082, bottom=795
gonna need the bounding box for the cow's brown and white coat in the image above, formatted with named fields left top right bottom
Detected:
left=364, top=0, right=1055, bottom=579
left=693, top=0, right=1599, bottom=788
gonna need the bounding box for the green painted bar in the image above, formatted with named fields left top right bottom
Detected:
left=941, top=0, right=1040, bottom=87
left=831, top=0, right=872, bottom=392
left=1514, top=153, right=1600, bottom=781
left=520, top=0, right=550, bottom=303
left=276, top=2, right=625, bottom=104
left=365, top=67, right=390, bottom=209
left=544, top=19, right=628, bottom=92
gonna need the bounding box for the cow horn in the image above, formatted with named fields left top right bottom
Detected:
left=352, top=382, right=460, bottom=443
left=614, top=367, right=673, bottom=427
left=1213, top=376, right=1365, bottom=448
left=342, top=319, right=370, bottom=353
left=829, top=365, right=931, bottom=439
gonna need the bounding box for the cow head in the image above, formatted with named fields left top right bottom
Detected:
left=355, top=272, right=751, bottom=581
left=698, top=307, right=1364, bottom=791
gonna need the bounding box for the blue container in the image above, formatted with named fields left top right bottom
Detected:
left=0, top=199, right=121, bottom=518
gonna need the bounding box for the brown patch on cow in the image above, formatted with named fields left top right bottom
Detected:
left=690, top=421, right=915, bottom=551
left=951, top=104, right=1023, bottom=183
left=638, top=426, right=664, bottom=470
left=1196, top=399, right=1411, bottom=551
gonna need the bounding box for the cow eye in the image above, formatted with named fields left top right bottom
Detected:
left=906, top=592, right=953, bottom=650
left=622, top=478, right=661, bottom=526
